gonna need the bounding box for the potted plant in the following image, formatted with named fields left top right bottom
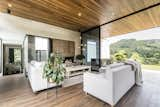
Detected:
left=76, top=54, right=85, bottom=65
left=43, top=52, right=65, bottom=98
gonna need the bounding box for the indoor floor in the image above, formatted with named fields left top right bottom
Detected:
left=0, top=70, right=160, bottom=107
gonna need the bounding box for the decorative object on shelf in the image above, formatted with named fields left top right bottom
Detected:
left=76, top=54, right=85, bottom=65
left=43, top=52, right=65, bottom=98
left=106, top=59, right=112, bottom=65
left=78, top=43, right=87, bottom=51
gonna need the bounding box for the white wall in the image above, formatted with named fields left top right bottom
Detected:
left=0, top=13, right=81, bottom=76
left=0, top=13, right=81, bottom=54
left=0, top=39, right=2, bottom=75
left=101, top=39, right=110, bottom=59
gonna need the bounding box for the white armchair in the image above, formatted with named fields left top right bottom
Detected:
left=83, top=64, right=135, bottom=106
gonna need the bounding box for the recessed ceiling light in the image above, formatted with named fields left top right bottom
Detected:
left=8, top=3, right=12, bottom=8
left=111, top=12, right=115, bottom=16
left=78, top=12, right=82, bottom=17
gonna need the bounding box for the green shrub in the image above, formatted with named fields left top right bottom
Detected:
left=113, top=50, right=128, bottom=62
left=144, top=58, right=159, bottom=65
left=130, top=52, right=142, bottom=63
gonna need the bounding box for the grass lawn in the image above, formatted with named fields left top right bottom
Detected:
left=142, top=64, right=160, bottom=71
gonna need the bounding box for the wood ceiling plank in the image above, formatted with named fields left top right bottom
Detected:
left=0, top=0, right=160, bottom=32
left=101, top=6, right=160, bottom=39
left=25, top=0, right=96, bottom=29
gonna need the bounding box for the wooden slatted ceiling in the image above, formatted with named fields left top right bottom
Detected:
left=0, top=0, right=160, bottom=32
left=101, top=5, right=160, bottom=39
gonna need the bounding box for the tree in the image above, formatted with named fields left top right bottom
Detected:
left=113, top=50, right=128, bottom=62
left=153, top=53, right=160, bottom=59
left=130, top=52, right=142, bottom=63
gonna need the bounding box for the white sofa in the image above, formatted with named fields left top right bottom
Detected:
left=83, top=63, right=135, bottom=106
left=28, top=61, right=57, bottom=92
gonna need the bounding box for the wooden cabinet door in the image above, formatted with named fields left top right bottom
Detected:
left=68, top=41, right=75, bottom=56
left=52, top=39, right=75, bottom=57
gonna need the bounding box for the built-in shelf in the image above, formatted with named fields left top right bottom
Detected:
left=63, top=65, right=91, bottom=87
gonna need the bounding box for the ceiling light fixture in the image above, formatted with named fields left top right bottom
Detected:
left=78, top=12, right=82, bottom=17
left=8, top=3, right=12, bottom=8
left=111, top=12, right=115, bottom=16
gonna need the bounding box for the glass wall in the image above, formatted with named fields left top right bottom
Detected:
left=81, top=27, right=100, bottom=65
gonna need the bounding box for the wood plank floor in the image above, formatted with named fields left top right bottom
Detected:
left=0, top=70, right=160, bottom=107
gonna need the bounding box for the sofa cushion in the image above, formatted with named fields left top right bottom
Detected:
left=109, top=63, right=124, bottom=68
left=30, top=61, right=45, bottom=69
left=111, top=65, right=132, bottom=73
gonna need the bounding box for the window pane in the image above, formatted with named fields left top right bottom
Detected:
left=28, top=35, right=49, bottom=62
left=87, top=41, right=97, bottom=62
left=35, top=37, right=48, bottom=50
left=14, top=48, right=21, bottom=64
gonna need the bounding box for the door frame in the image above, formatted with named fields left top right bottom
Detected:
left=3, top=44, right=22, bottom=76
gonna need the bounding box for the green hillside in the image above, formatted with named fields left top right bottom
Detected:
left=110, top=39, right=160, bottom=65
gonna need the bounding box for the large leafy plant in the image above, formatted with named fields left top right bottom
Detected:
left=43, top=52, right=65, bottom=85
